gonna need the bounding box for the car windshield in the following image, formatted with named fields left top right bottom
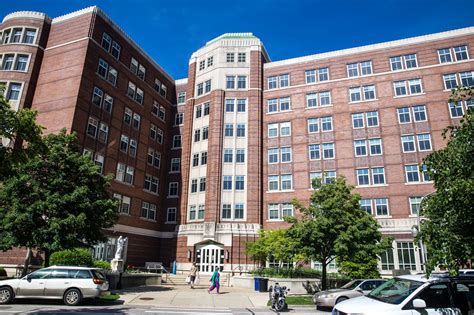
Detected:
left=367, top=278, right=423, bottom=304
left=341, top=280, right=363, bottom=290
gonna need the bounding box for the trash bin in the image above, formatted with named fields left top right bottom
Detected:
left=254, top=277, right=260, bottom=291
left=259, top=278, right=269, bottom=292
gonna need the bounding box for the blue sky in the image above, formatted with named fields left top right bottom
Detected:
left=2, top=0, right=473, bottom=79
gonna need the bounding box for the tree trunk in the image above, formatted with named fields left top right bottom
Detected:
left=21, top=247, right=32, bottom=277
left=43, top=249, right=50, bottom=267
left=321, top=260, right=327, bottom=291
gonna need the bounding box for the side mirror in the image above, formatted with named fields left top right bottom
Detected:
left=412, top=298, right=426, bottom=309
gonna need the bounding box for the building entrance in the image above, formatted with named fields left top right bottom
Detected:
left=196, top=243, right=224, bottom=274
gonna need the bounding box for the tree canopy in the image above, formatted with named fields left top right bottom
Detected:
left=0, top=130, right=118, bottom=266
left=420, top=86, right=474, bottom=275
left=287, top=177, right=390, bottom=289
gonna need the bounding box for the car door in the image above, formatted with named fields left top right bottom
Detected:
left=408, top=283, right=461, bottom=315
left=43, top=269, right=71, bottom=298
left=16, top=269, right=51, bottom=298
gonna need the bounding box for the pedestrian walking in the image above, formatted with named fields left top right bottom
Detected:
left=208, top=268, right=220, bottom=294
left=188, top=262, right=199, bottom=289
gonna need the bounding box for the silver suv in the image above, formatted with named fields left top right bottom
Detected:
left=0, top=266, right=109, bottom=306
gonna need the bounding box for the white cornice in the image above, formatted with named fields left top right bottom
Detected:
left=265, top=26, right=474, bottom=69
left=106, top=224, right=176, bottom=239
left=2, top=11, right=49, bottom=23
left=175, top=78, right=188, bottom=85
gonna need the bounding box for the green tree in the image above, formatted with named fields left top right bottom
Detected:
left=420, top=86, right=474, bottom=275
left=246, top=229, right=301, bottom=268
left=288, top=177, right=390, bottom=289
left=0, top=87, right=44, bottom=179
left=0, top=130, right=118, bottom=266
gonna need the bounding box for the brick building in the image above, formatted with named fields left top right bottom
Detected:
left=0, top=6, right=472, bottom=275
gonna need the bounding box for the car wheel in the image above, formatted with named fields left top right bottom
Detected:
left=336, top=296, right=348, bottom=304
left=0, top=287, right=13, bottom=305
left=63, top=288, right=82, bottom=306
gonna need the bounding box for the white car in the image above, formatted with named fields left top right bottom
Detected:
left=0, top=266, right=109, bottom=306
left=332, top=274, right=474, bottom=315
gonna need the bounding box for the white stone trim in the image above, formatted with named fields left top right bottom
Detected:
left=265, top=26, right=474, bottom=69
left=175, top=78, right=188, bottom=85
left=106, top=224, right=176, bottom=238
left=51, top=6, right=96, bottom=24
left=2, top=11, right=48, bottom=23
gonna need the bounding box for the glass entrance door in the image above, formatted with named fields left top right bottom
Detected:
left=196, top=244, right=224, bottom=274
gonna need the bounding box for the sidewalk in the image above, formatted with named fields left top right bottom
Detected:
left=116, top=284, right=270, bottom=308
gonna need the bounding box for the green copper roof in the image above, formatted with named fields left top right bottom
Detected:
left=206, top=33, right=258, bottom=46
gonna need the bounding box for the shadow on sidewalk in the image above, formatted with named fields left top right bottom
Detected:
left=115, top=286, right=175, bottom=294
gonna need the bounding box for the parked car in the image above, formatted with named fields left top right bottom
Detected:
left=0, top=266, right=109, bottom=306
left=332, top=274, right=474, bottom=315
left=313, top=279, right=387, bottom=308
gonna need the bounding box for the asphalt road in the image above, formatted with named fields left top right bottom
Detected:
left=0, top=301, right=331, bottom=315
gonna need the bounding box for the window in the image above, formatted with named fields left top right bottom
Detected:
left=443, top=73, right=457, bottom=90
left=103, top=94, right=113, bottom=113
left=98, top=122, right=108, bottom=143
left=237, top=76, right=246, bottom=89
left=369, top=138, right=382, bottom=155
left=114, top=193, right=131, bottom=214
left=199, top=60, right=205, bottom=70
left=268, top=123, right=278, bottom=138
left=349, top=85, right=375, bottom=103
left=144, top=174, right=159, bottom=194
left=202, top=126, right=209, bottom=140
left=175, top=113, right=184, bottom=126
left=417, top=134, right=432, bottom=151
left=191, top=179, right=197, bottom=193
left=318, top=68, right=329, bottom=81
left=196, top=83, right=203, bottom=96
left=147, top=148, right=161, bottom=168
left=194, top=129, right=200, bottom=142
left=397, top=242, right=416, bottom=270
left=182, top=156, right=196, bottom=173
left=366, top=111, right=379, bottom=127
left=236, top=124, right=245, bottom=137
left=454, top=45, right=469, bottom=61
left=308, top=118, right=319, bottom=133
left=360, top=199, right=372, bottom=214
left=268, top=74, right=289, bottom=89
left=226, top=76, right=235, bottom=89
left=195, top=104, right=202, bottom=118
left=460, top=71, right=474, bottom=87
left=24, top=29, right=36, bottom=44
left=14, top=55, right=28, bottom=71
left=222, top=204, right=232, bottom=219
left=236, top=149, right=245, bottom=163
left=356, top=167, right=385, bottom=186
left=168, top=182, right=178, bottom=197
left=137, top=64, right=146, bottom=80
left=6, top=82, right=22, bottom=101
left=407, top=196, right=422, bottom=216
left=234, top=204, right=244, bottom=219
left=404, top=164, right=431, bottom=183
left=225, top=99, right=234, bottom=112
left=107, top=67, right=117, bottom=86
left=281, top=174, right=292, bottom=190
left=203, top=102, right=210, bottom=116
left=226, top=53, right=234, bottom=63
left=201, top=151, right=207, bottom=165
left=172, top=135, right=181, bottom=148
left=189, top=205, right=196, bottom=220
left=280, top=97, right=290, bottom=111
left=306, top=93, right=317, bottom=108
left=305, top=67, right=329, bottom=83
left=238, top=52, right=246, bottom=62
left=306, top=91, right=332, bottom=107
left=132, top=113, right=141, bottom=129
left=380, top=249, right=395, bottom=270
left=305, top=70, right=316, bottom=83
left=393, top=79, right=423, bottom=96
left=224, top=124, right=233, bottom=137
left=204, top=80, right=211, bottom=93
left=281, top=147, right=292, bottom=163
left=87, top=117, right=99, bottom=138
left=111, top=41, right=121, bottom=59
left=268, top=203, right=294, bottom=220
left=198, top=205, right=205, bottom=219
left=375, top=198, right=389, bottom=216
left=130, top=57, right=139, bottom=74
left=322, top=143, right=335, bottom=159
left=448, top=100, right=472, bottom=118
left=97, top=59, right=108, bottom=78
left=237, top=99, right=246, bottom=112
left=354, top=140, right=367, bottom=156
left=124, top=107, right=132, bottom=125
left=309, top=144, right=321, bottom=160
left=235, top=176, right=244, bottom=190
left=129, top=139, right=137, bottom=157
left=11, top=28, right=22, bottom=43
left=352, top=113, right=364, bottom=128
left=170, top=158, right=180, bottom=172
left=401, top=135, right=416, bottom=152
left=280, top=122, right=291, bottom=136
left=438, top=48, right=452, bottom=63
left=116, top=163, right=134, bottom=184
left=166, top=208, right=177, bottom=223
left=372, top=167, right=386, bottom=185
left=224, top=149, right=233, bottom=163
left=94, top=154, right=104, bottom=174
left=141, top=202, right=156, bottom=221
left=158, top=106, right=166, bottom=121
left=223, top=176, right=232, bottom=190
left=267, top=99, right=278, bottom=113
left=200, top=177, right=206, bottom=192
left=268, top=175, right=279, bottom=191
left=207, top=56, right=213, bottom=67
left=2, top=54, right=14, bottom=70
left=178, top=92, right=186, bottom=104
left=268, top=148, right=278, bottom=163
left=347, top=61, right=372, bottom=77
left=120, top=135, right=129, bottom=152
left=390, top=54, right=418, bottom=70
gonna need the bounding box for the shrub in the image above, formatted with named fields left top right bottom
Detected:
left=251, top=267, right=322, bottom=278
left=92, top=260, right=111, bottom=270
left=50, top=248, right=93, bottom=267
